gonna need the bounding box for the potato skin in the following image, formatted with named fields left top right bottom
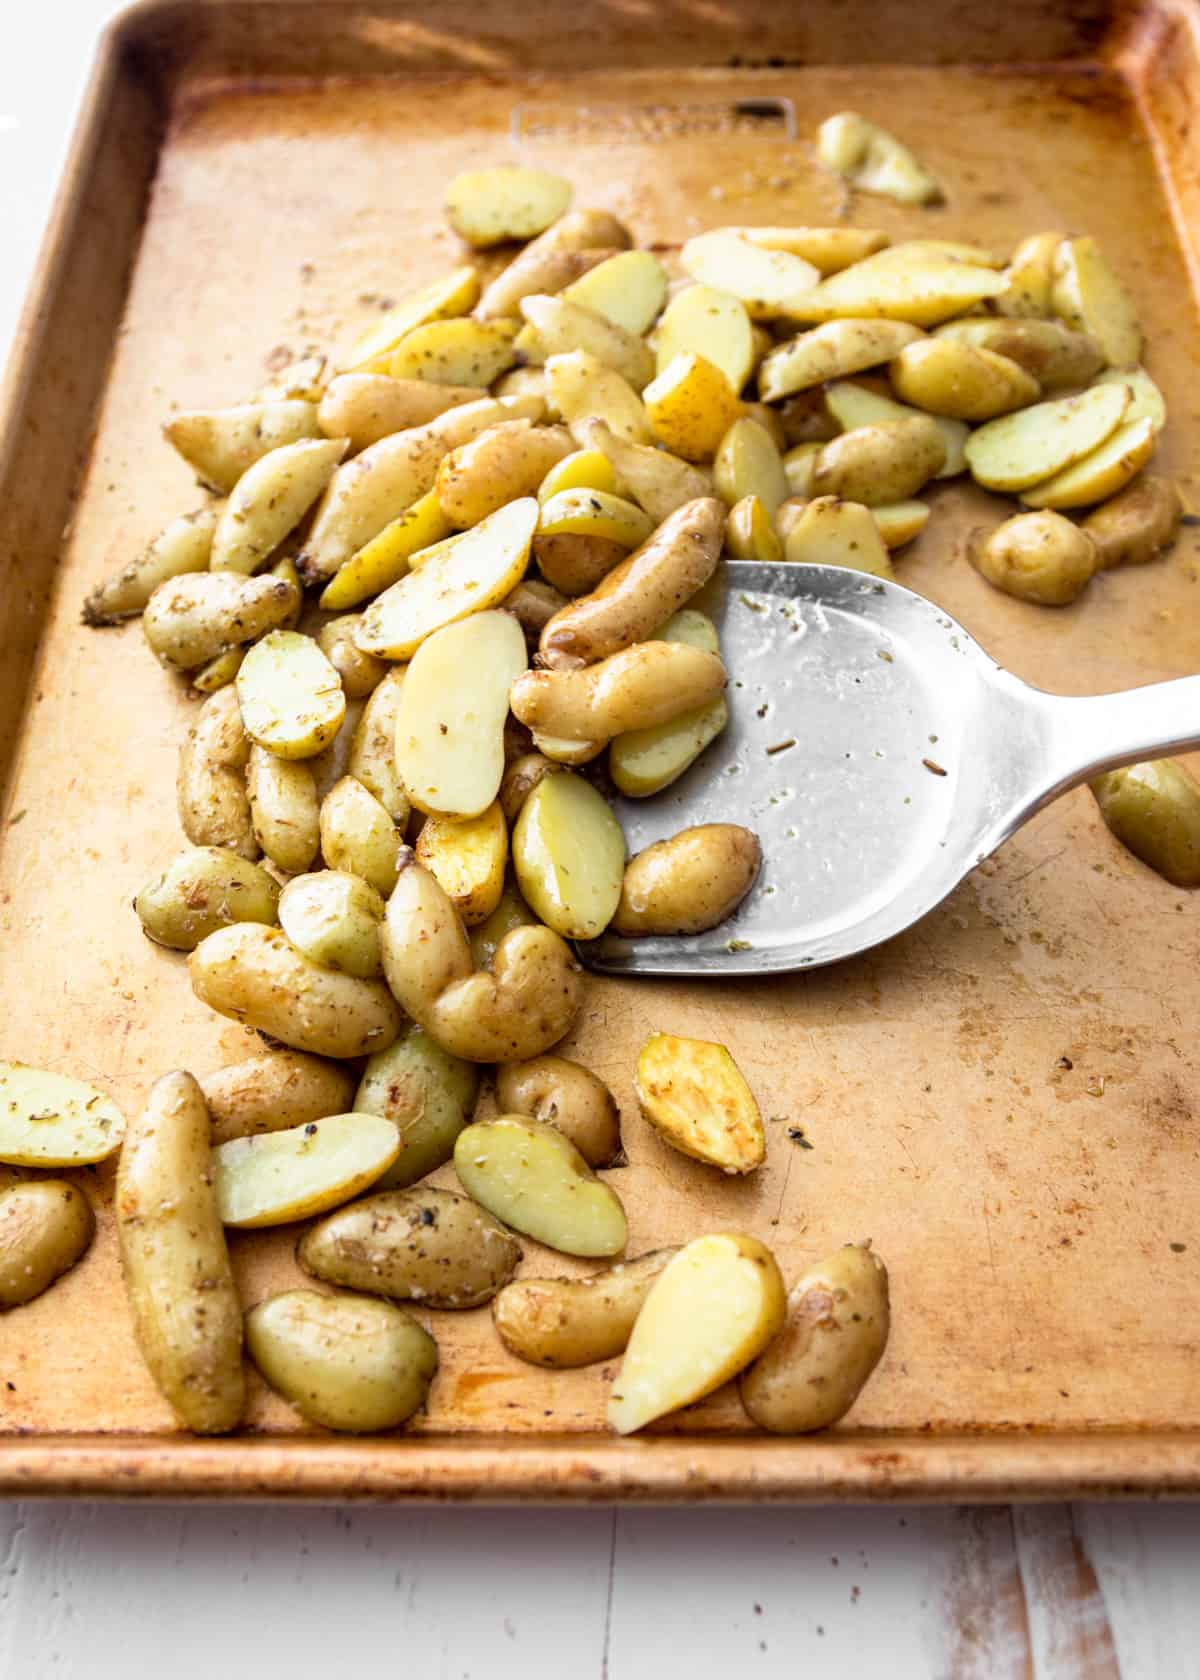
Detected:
left=495, top=1055, right=621, bottom=1167
left=318, top=374, right=480, bottom=450
left=614, top=824, right=760, bottom=936
left=740, top=1243, right=890, bottom=1433
left=177, top=686, right=257, bottom=861
left=246, top=1289, right=437, bottom=1433
left=116, top=1071, right=244, bottom=1434
left=0, top=1180, right=94, bottom=1308
left=1081, top=475, right=1182, bottom=570
left=1091, top=759, right=1200, bottom=887
left=510, top=641, right=727, bottom=744
left=201, top=1051, right=357, bottom=1145
left=499, top=753, right=559, bottom=826
left=453, top=1116, right=627, bottom=1258
left=135, top=846, right=280, bottom=951
left=143, top=572, right=299, bottom=671
left=969, top=510, right=1097, bottom=605
left=492, top=1249, right=678, bottom=1368
left=355, top=1022, right=481, bottom=1188
left=532, top=533, right=628, bottom=596
left=298, top=1187, right=521, bottom=1308
left=810, top=417, right=946, bottom=506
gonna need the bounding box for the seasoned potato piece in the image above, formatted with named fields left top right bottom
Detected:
left=969, top=511, right=1097, bottom=605
left=796, top=248, right=1005, bottom=327
left=811, top=417, right=946, bottom=506
left=116, top=1072, right=243, bottom=1433
left=539, top=497, right=725, bottom=670
left=516, top=295, right=654, bottom=388
left=505, top=578, right=571, bottom=644
left=346, top=668, right=409, bottom=823
left=739, top=401, right=787, bottom=453
left=394, top=610, right=527, bottom=819
left=561, top=249, right=668, bottom=335
left=782, top=496, right=894, bottom=579
left=278, top=869, right=384, bottom=978
left=1082, top=475, right=1182, bottom=569
left=380, top=317, right=518, bottom=387
left=318, top=374, right=481, bottom=451
left=381, top=854, right=582, bottom=1062
left=609, top=610, right=728, bottom=797
left=994, top=231, right=1064, bottom=318
left=741, top=1242, right=891, bottom=1432
left=512, top=640, right=727, bottom=744
left=1091, top=760, right=1200, bottom=887
left=726, top=494, right=784, bottom=561
left=513, top=772, right=625, bottom=940
left=355, top=1022, right=481, bottom=1189
left=538, top=447, right=620, bottom=501
left=445, top=166, right=571, bottom=247
left=1093, top=366, right=1167, bottom=434
left=435, top=419, right=573, bottom=528
left=144, top=571, right=299, bottom=672
left=872, top=500, right=930, bottom=549
left=614, top=824, right=760, bottom=937
left=468, top=874, right=536, bottom=970
left=319, top=492, right=454, bottom=610
left=531, top=731, right=606, bottom=766
left=477, top=246, right=618, bottom=322
left=0, top=1064, right=123, bottom=1168
left=680, top=231, right=819, bottom=318
left=191, top=646, right=246, bottom=695
left=256, top=349, right=329, bottom=404
left=782, top=445, right=822, bottom=500
left=236, top=631, right=345, bottom=761
left=201, top=1050, right=356, bottom=1145
left=213, top=1112, right=399, bottom=1227
left=712, top=418, right=788, bottom=515
left=476, top=208, right=631, bottom=315
left=545, top=349, right=652, bottom=444
left=816, top=111, right=941, bottom=204
left=357, top=497, right=536, bottom=659
left=636, top=1034, right=765, bottom=1173
left=211, top=437, right=346, bottom=574
left=1020, top=416, right=1156, bottom=510
left=309, top=698, right=362, bottom=803
left=315, top=617, right=388, bottom=700
left=822, top=378, right=967, bottom=479
left=641, top=353, right=742, bottom=463
left=164, top=400, right=321, bottom=493
left=757, top=319, right=922, bottom=401
left=135, top=846, right=280, bottom=951
left=495, top=1055, right=621, bottom=1168
left=494, top=366, right=550, bottom=402
left=890, top=340, right=1039, bottom=422
left=575, top=419, right=712, bottom=523
left=964, top=383, right=1130, bottom=492
left=454, top=1116, right=627, bottom=1257
left=725, top=225, right=888, bottom=273
left=83, top=506, right=216, bottom=626
left=298, top=1186, right=520, bottom=1308
left=191, top=922, right=401, bottom=1057
left=654, top=284, right=756, bottom=393
left=934, top=317, right=1103, bottom=389
left=177, top=686, right=256, bottom=860
left=0, top=1180, right=94, bottom=1309
left=415, top=803, right=508, bottom=925
left=493, top=1249, right=678, bottom=1368
left=247, top=1290, right=436, bottom=1432
left=319, top=775, right=401, bottom=896
left=1051, top=235, right=1142, bottom=367
left=537, top=489, right=653, bottom=554
left=608, top=1233, right=785, bottom=1434
left=342, top=266, right=482, bottom=371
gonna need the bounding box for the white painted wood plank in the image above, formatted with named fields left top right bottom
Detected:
left=1074, top=1503, right=1200, bottom=1680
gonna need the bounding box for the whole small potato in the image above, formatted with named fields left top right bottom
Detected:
left=177, top=686, right=257, bottom=861
left=740, top=1242, right=890, bottom=1433
left=144, top=571, right=299, bottom=672
left=320, top=775, right=402, bottom=897
left=201, top=1050, right=357, bottom=1145
left=318, top=374, right=480, bottom=451
left=246, top=745, right=321, bottom=875
left=510, top=641, right=727, bottom=745
left=811, top=417, right=946, bottom=506
left=890, top=339, right=1039, bottom=422
left=278, top=869, right=385, bottom=978
left=495, top=1055, right=621, bottom=1166
left=1081, top=475, right=1182, bottom=570
left=0, top=1180, right=94, bottom=1308
left=246, top=1289, right=437, bottom=1433
left=1091, top=759, right=1200, bottom=887
left=83, top=506, right=216, bottom=626
left=613, top=824, right=760, bottom=936
left=436, top=420, right=573, bottom=529
left=355, top=1022, right=480, bottom=1189
left=135, top=846, right=280, bottom=951
left=492, top=1249, right=678, bottom=1368
left=969, top=510, right=1097, bottom=605
left=298, top=1186, right=521, bottom=1308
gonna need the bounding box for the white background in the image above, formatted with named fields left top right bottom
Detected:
left=1, top=5, right=1198, bottom=1675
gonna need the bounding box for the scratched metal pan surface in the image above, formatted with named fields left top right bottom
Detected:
left=0, top=0, right=1199, bottom=1502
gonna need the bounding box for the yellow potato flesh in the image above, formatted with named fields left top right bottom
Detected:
left=513, top=770, right=626, bottom=939
left=725, top=225, right=888, bottom=273
left=236, top=631, right=346, bottom=760
left=795, top=251, right=1005, bottom=326
left=0, top=1063, right=124, bottom=1167
left=757, top=320, right=922, bottom=401
left=516, top=296, right=653, bottom=388
left=212, top=1113, right=400, bottom=1227
left=537, top=488, right=653, bottom=547
left=726, top=494, right=783, bottom=562
left=680, top=231, right=819, bottom=318
left=545, top=350, right=651, bottom=445
left=643, top=353, right=742, bottom=462
left=453, top=1116, right=628, bottom=1258
left=609, top=610, right=727, bottom=797
left=414, top=803, right=508, bottom=926
left=816, top=113, right=942, bottom=205
left=561, top=250, right=668, bottom=335
left=964, top=382, right=1130, bottom=493
left=783, top=497, right=894, bottom=579
left=380, top=318, right=518, bottom=387
left=635, top=1033, right=765, bottom=1174
left=1092, top=367, right=1166, bottom=434
left=995, top=232, right=1063, bottom=318
left=277, top=870, right=384, bottom=979
left=872, top=500, right=930, bottom=549
left=1051, top=235, right=1142, bottom=368
left=342, top=266, right=481, bottom=371
left=1019, top=416, right=1156, bottom=510
left=607, top=1232, right=785, bottom=1434
left=444, top=166, right=572, bottom=248
left=713, top=417, right=788, bottom=514
left=538, top=448, right=620, bottom=501
left=653, top=284, right=755, bottom=393
left=319, top=491, right=453, bottom=610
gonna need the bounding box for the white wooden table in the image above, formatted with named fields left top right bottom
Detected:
left=1, top=7, right=1198, bottom=1673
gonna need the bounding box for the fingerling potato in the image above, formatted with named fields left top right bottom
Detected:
left=237, top=631, right=346, bottom=760
left=816, top=111, right=941, bottom=205
left=341, top=266, right=481, bottom=371
left=318, top=374, right=480, bottom=450
left=315, top=616, right=388, bottom=700
left=355, top=1022, right=481, bottom=1189
left=278, top=869, right=384, bottom=978
left=679, top=230, right=819, bottom=318
left=144, top=571, right=299, bottom=672
left=964, top=382, right=1130, bottom=492
left=811, top=417, right=946, bottom=505
left=210, top=437, right=346, bottom=574
left=545, top=350, right=652, bottom=445
left=1018, top=415, right=1156, bottom=511
left=0, top=1180, right=94, bottom=1308
left=513, top=771, right=626, bottom=940
left=653, top=284, right=755, bottom=393
left=476, top=245, right=620, bottom=322
left=454, top=1116, right=628, bottom=1258
left=493, top=1249, right=678, bottom=1368
left=213, top=1112, right=399, bottom=1226
left=576, top=419, right=712, bottom=523
left=511, top=641, right=727, bottom=743
left=0, top=1063, right=124, bottom=1167
left=1091, top=759, right=1200, bottom=887
left=164, top=400, right=321, bottom=493
left=995, top=231, right=1063, bottom=318
left=561, top=249, right=668, bottom=335
left=822, top=379, right=967, bottom=479
left=782, top=496, right=894, bottom=579
left=532, top=533, right=628, bottom=597
left=201, top=1050, right=357, bottom=1145
left=536, top=488, right=653, bottom=550
left=713, top=418, right=789, bottom=515
left=445, top=165, right=572, bottom=247
left=495, top=1055, right=621, bottom=1167
left=435, top=420, right=573, bottom=528
left=969, top=510, right=1097, bottom=605
left=889, top=339, right=1039, bottom=422
left=609, top=609, right=728, bottom=797
left=319, top=491, right=454, bottom=610
left=1081, top=475, right=1182, bottom=569
left=795, top=247, right=1004, bottom=326
left=177, top=686, right=257, bottom=860
left=476, top=208, right=631, bottom=316
left=83, top=506, right=217, bottom=626
left=135, top=846, right=280, bottom=951
left=934, top=317, right=1103, bottom=389
left=244, top=744, right=320, bottom=874
left=725, top=225, right=887, bottom=273
left=346, top=668, right=410, bottom=823
left=1051, top=235, right=1142, bottom=367
left=505, top=578, right=571, bottom=643
left=516, top=295, right=654, bottom=389
left=726, top=494, right=783, bottom=562
left=380, top=317, right=518, bottom=387
left=636, top=1033, right=765, bottom=1174
left=319, top=775, right=402, bottom=896
left=614, top=824, right=760, bottom=936
left=758, top=320, right=923, bottom=401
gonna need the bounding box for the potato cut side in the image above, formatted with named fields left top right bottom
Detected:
left=212, top=1113, right=400, bottom=1227
left=537, top=489, right=654, bottom=548
left=445, top=166, right=572, bottom=247
left=794, top=249, right=1005, bottom=327
left=933, top=317, right=1103, bottom=390
left=725, top=225, right=888, bottom=273
left=319, top=491, right=454, bottom=610
left=782, top=496, right=894, bottom=579
left=538, top=448, right=620, bottom=502
left=816, top=112, right=942, bottom=206
left=713, top=417, right=788, bottom=514
left=394, top=609, right=527, bottom=816
left=515, top=296, right=653, bottom=389
left=380, top=318, right=518, bottom=387
left=994, top=232, right=1064, bottom=318
left=575, top=420, right=712, bottom=524
left=964, top=382, right=1130, bottom=493
left=414, top=803, right=508, bottom=926
left=0, top=1063, right=124, bottom=1167
left=356, top=1023, right=481, bottom=1190
left=872, top=500, right=930, bottom=549
left=1092, top=367, right=1166, bottom=434
left=608, top=1233, right=786, bottom=1434
left=454, top=1116, right=628, bottom=1258
left=758, top=320, right=922, bottom=401
left=164, top=400, right=322, bottom=493
left=610, top=609, right=727, bottom=797
left=727, top=494, right=783, bottom=561
left=561, top=250, right=668, bottom=335
left=680, top=231, right=819, bottom=318
left=236, top=630, right=346, bottom=760
left=643, top=353, right=742, bottom=463
left=357, top=497, right=536, bottom=659
left=1051, top=235, right=1142, bottom=368
left=653, top=284, right=755, bottom=393
left=513, top=770, right=626, bottom=939
left=342, top=266, right=481, bottom=371
left=636, top=1033, right=765, bottom=1174
left=545, top=350, right=652, bottom=445
left=1019, top=416, right=1156, bottom=510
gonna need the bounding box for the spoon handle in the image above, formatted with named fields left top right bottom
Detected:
left=1041, top=674, right=1200, bottom=790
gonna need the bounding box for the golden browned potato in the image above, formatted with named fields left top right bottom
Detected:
left=0, top=1180, right=94, bottom=1308
left=414, top=803, right=508, bottom=926
left=643, top=352, right=742, bottom=462
left=811, top=417, right=946, bottom=506
left=636, top=1033, right=765, bottom=1175
left=889, top=339, right=1039, bottom=422
left=354, top=1022, right=481, bottom=1189
left=453, top=1116, right=627, bottom=1257
left=969, top=511, right=1097, bottom=605
left=435, top=420, right=573, bottom=529
left=200, top=1050, right=357, bottom=1145
left=740, top=1242, right=890, bottom=1432
left=318, top=374, right=481, bottom=450
left=298, top=1186, right=521, bottom=1308
left=116, top=1071, right=244, bottom=1434
left=134, top=846, right=280, bottom=951
left=613, top=824, right=760, bottom=937
left=495, top=1055, right=621, bottom=1167
left=511, top=641, right=727, bottom=745
left=177, top=686, right=256, bottom=861
left=726, top=494, right=783, bottom=562
left=492, top=1249, right=678, bottom=1368
left=1081, top=475, right=1183, bottom=570
left=1091, top=759, right=1200, bottom=887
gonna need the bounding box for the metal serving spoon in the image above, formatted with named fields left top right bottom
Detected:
left=580, top=560, right=1200, bottom=978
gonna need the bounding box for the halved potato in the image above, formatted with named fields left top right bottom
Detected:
left=538, top=448, right=620, bottom=501
left=537, top=488, right=653, bottom=548
left=725, top=225, right=888, bottom=273
left=164, top=400, right=322, bottom=493
left=414, top=803, right=508, bottom=925
left=516, top=295, right=654, bottom=388
left=815, top=111, right=942, bottom=205
left=574, top=419, right=712, bottom=523
left=615, top=825, right=760, bottom=936
left=1092, top=367, right=1167, bottom=433
left=811, top=417, right=945, bottom=505
left=1019, top=415, right=1156, bottom=510
left=782, top=444, right=822, bottom=499
left=380, top=318, right=518, bottom=387
left=0, top=1180, right=94, bottom=1309
left=277, top=870, right=384, bottom=978
left=757, top=320, right=922, bottom=401
left=318, top=373, right=481, bottom=451
left=513, top=771, right=625, bottom=939
left=210, top=437, right=346, bottom=574
left=83, top=506, right=217, bottom=626
left=545, top=350, right=652, bottom=444
left=319, top=775, right=402, bottom=896
left=212, top=1112, right=400, bottom=1227
left=1051, top=235, right=1142, bottom=367
left=236, top=631, right=345, bottom=761
left=341, top=267, right=481, bottom=371
left=964, top=382, right=1130, bottom=492
left=1091, top=759, right=1200, bottom=887
left=653, top=284, right=755, bottom=393
left=872, top=499, right=930, bottom=549
left=890, top=339, right=1039, bottom=422
left=823, top=378, right=967, bottom=478
left=934, top=317, right=1103, bottom=389
left=713, top=417, right=788, bottom=513
left=782, top=496, right=894, bottom=579
left=475, top=208, right=631, bottom=317
left=1082, top=475, right=1182, bottom=569
left=355, top=1022, right=481, bottom=1190
left=969, top=510, right=1097, bottom=605
left=609, top=609, right=728, bottom=797
left=726, top=494, right=783, bottom=561
left=643, top=352, right=742, bottom=462
left=435, top=419, right=573, bottom=528
left=346, top=668, right=410, bottom=822
left=636, top=1033, right=765, bottom=1173
left=561, top=249, right=668, bottom=335
left=445, top=166, right=572, bottom=247
left=319, top=491, right=454, bottom=610
left=493, top=1249, right=678, bottom=1368
left=994, top=232, right=1064, bottom=318
left=453, top=1116, right=628, bottom=1258
left=680, top=231, right=819, bottom=318
left=795, top=247, right=1006, bottom=326
left=0, top=1064, right=124, bottom=1167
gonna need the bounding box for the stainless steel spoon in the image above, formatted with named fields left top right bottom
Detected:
left=580, top=559, right=1200, bottom=978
